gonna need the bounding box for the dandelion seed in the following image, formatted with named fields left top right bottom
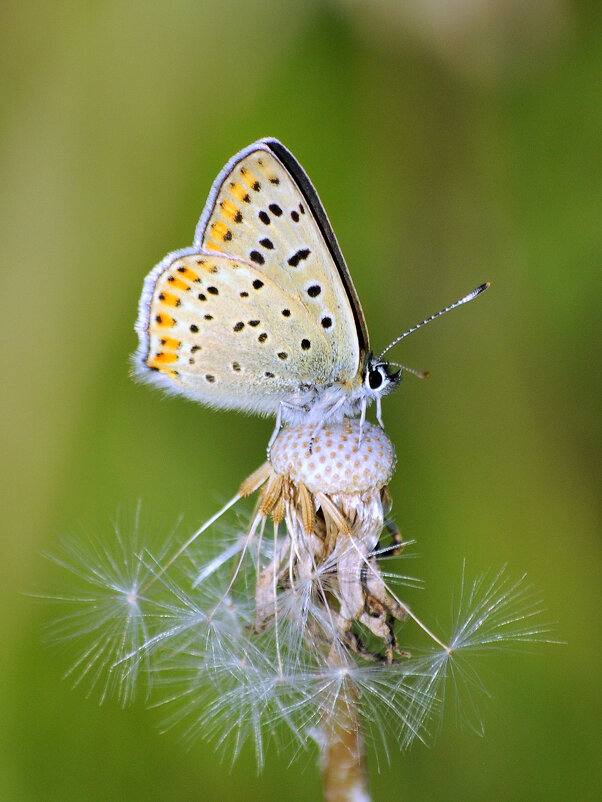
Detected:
left=42, top=511, right=165, bottom=705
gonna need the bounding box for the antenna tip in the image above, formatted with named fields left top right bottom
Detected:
left=421, top=371, right=431, bottom=379
left=462, top=282, right=490, bottom=304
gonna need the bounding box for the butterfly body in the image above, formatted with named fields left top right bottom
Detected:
left=134, top=138, right=400, bottom=428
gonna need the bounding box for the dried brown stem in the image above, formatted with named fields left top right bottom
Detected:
left=321, top=656, right=370, bottom=802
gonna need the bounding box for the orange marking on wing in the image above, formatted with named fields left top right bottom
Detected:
left=153, top=352, right=178, bottom=364
left=220, top=199, right=241, bottom=222
left=210, top=220, right=231, bottom=241
left=160, top=337, right=181, bottom=350
left=154, top=313, right=175, bottom=327
left=158, top=291, right=180, bottom=307
left=147, top=357, right=179, bottom=378
left=175, top=265, right=200, bottom=281
left=240, top=168, right=260, bottom=190
left=167, top=276, right=189, bottom=291
left=206, top=241, right=223, bottom=252
left=230, top=182, right=249, bottom=202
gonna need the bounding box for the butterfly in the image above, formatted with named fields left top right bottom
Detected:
left=134, top=138, right=488, bottom=441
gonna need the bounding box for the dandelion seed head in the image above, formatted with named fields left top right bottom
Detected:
left=270, top=420, right=396, bottom=494
left=45, top=420, right=553, bottom=768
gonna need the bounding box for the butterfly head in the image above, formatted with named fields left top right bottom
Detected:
left=363, top=355, right=401, bottom=402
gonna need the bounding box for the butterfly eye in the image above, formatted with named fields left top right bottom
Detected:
left=368, top=368, right=384, bottom=390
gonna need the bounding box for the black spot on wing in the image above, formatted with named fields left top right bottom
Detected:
left=287, top=248, right=311, bottom=268
left=263, top=139, right=368, bottom=355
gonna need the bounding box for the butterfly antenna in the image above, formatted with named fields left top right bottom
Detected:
left=381, top=360, right=431, bottom=379
left=378, top=282, right=490, bottom=360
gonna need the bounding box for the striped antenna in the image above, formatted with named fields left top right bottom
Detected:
left=378, top=282, right=490, bottom=360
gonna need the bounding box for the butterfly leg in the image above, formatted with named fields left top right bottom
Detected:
left=266, top=404, right=284, bottom=458
left=267, top=400, right=308, bottom=459
left=375, top=396, right=385, bottom=429
left=380, top=517, right=404, bottom=557
left=308, top=395, right=348, bottom=454
left=358, top=397, right=367, bottom=445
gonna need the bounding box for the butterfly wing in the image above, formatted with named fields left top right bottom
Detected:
left=135, top=139, right=370, bottom=416
left=134, top=251, right=335, bottom=415
left=194, top=139, right=369, bottom=378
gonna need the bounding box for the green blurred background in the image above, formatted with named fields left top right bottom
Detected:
left=2, top=1, right=600, bottom=800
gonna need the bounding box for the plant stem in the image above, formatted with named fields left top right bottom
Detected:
left=321, top=657, right=370, bottom=802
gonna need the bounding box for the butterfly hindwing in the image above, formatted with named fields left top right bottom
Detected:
left=137, top=252, right=334, bottom=415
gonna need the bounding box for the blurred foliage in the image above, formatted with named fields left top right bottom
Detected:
left=1, top=1, right=600, bottom=800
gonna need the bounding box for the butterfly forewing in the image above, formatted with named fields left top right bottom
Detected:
left=141, top=253, right=334, bottom=415
left=194, top=142, right=364, bottom=382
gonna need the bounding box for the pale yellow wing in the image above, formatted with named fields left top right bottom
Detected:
left=135, top=252, right=333, bottom=416
left=193, top=139, right=368, bottom=381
